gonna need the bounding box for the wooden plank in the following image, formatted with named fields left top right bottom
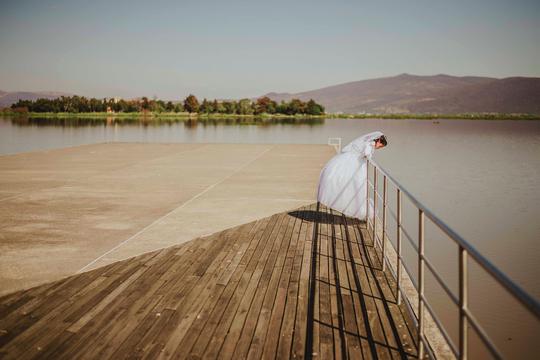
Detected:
left=243, top=213, right=297, bottom=360
left=202, top=214, right=282, bottom=359
left=276, top=213, right=308, bottom=359
left=259, top=214, right=303, bottom=360
left=24, top=249, right=178, bottom=359
left=217, top=213, right=287, bottom=360
left=341, top=218, right=374, bottom=360
left=73, top=248, right=190, bottom=358
left=60, top=244, right=196, bottom=358
left=151, top=226, right=249, bottom=358
left=305, top=203, right=321, bottom=358
left=185, top=218, right=270, bottom=359
left=351, top=221, right=395, bottom=360
left=150, top=231, right=228, bottom=312
left=150, top=223, right=256, bottom=358
left=311, top=204, right=321, bottom=359
left=0, top=265, right=118, bottom=356
left=105, top=294, right=166, bottom=359
left=61, top=255, right=151, bottom=324
left=234, top=213, right=296, bottom=360
left=216, top=222, right=259, bottom=287
left=358, top=225, right=419, bottom=359
left=328, top=209, right=346, bottom=359
left=317, top=204, right=334, bottom=359
left=291, top=210, right=314, bottom=358
left=68, top=266, right=147, bottom=333
left=332, top=210, right=363, bottom=359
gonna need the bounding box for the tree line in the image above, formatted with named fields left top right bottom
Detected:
left=11, top=95, right=325, bottom=115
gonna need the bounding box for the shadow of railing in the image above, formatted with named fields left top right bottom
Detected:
left=295, top=203, right=419, bottom=359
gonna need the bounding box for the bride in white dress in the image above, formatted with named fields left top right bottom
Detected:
left=317, top=131, right=387, bottom=220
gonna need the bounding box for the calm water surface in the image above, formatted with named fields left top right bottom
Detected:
left=1, top=116, right=539, bottom=358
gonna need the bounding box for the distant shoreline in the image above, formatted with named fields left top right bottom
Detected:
left=1, top=110, right=539, bottom=120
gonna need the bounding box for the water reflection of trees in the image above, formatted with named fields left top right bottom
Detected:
left=7, top=116, right=325, bottom=128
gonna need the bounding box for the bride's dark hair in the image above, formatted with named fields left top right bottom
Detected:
left=377, top=135, right=388, bottom=146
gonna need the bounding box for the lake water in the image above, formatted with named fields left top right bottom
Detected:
left=1, top=116, right=539, bottom=358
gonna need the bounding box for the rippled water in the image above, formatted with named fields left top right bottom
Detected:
left=1, top=116, right=539, bottom=358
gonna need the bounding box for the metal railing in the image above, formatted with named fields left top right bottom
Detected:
left=365, top=158, right=540, bottom=360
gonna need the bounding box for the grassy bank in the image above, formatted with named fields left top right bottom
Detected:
left=0, top=110, right=326, bottom=120
left=1, top=109, right=539, bottom=120
left=325, top=112, right=540, bottom=120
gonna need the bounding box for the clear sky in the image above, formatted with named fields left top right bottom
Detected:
left=1, top=0, right=539, bottom=99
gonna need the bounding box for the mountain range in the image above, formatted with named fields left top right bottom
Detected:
left=261, top=74, right=540, bottom=114
left=0, top=91, right=72, bottom=108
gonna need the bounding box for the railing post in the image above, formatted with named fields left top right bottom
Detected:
left=459, top=246, right=468, bottom=360
left=418, top=209, right=425, bottom=359
left=366, top=160, right=370, bottom=231
left=373, top=168, right=378, bottom=247
left=382, top=175, right=387, bottom=271
left=396, top=188, right=402, bottom=305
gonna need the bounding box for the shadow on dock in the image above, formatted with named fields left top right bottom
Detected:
left=0, top=203, right=419, bottom=359
left=288, top=209, right=363, bottom=226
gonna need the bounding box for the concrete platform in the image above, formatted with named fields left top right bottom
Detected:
left=0, top=142, right=334, bottom=296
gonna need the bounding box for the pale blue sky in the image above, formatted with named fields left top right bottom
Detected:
left=1, top=0, right=539, bottom=99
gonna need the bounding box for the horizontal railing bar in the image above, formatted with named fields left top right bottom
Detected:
left=390, top=266, right=438, bottom=360
left=377, top=202, right=459, bottom=306
left=387, top=206, right=398, bottom=224
left=421, top=294, right=460, bottom=357
left=419, top=332, right=437, bottom=360
left=383, top=203, right=463, bottom=306
left=369, top=161, right=535, bottom=359
left=464, top=308, right=503, bottom=360
left=401, top=226, right=419, bottom=253
left=369, top=159, right=540, bottom=318
left=384, top=209, right=457, bottom=306
left=361, top=220, right=420, bottom=291
left=397, top=279, right=420, bottom=325
left=399, top=256, right=419, bottom=292
left=423, top=255, right=459, bottom=306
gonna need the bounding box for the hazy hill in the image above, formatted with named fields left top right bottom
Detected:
left=261, top=74, right=540, bottom=114
left=0, top=91, right=72, bottom=108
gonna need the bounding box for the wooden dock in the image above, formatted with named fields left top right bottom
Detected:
left=0, top=203, right=419, bottom=359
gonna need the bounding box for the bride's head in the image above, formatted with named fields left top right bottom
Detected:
left=374, top=135, right=388, bottom=149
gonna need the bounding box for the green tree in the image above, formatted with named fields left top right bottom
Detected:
left=200, top=98, right=215, bottom=113
left=237, top=99, right=253, bottom=115
left=276, top=101, right=289, bottom=114
left=165, top=101, right=175, bottom=112
left=288, top=99, right=305, bottom=114
left=222, top=101, right=237, bottom=114
left=306, top=99, right=325, bottom=115
left=141, top=97, right=150, bottom=110
left=214, top=101, right=226, bottom=113
left=174, top=102, right=184, bottom=113
left=184, top=94, right=200, bottom=113
left=254, top=96, right=277, bottom=114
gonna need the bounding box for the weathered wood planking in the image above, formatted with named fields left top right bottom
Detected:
left=0, top=204, right=419, bottom=359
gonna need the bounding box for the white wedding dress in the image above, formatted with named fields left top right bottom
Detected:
left=317, top=131, right=384, bottom=220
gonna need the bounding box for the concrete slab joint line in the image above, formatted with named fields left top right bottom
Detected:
left=76, top=145, right=275, bottom=273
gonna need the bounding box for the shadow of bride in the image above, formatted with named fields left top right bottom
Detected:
left=288, top=207, right=363, bottom=225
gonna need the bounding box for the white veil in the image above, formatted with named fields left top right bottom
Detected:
left=341, top=131, right=384, bottom=155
